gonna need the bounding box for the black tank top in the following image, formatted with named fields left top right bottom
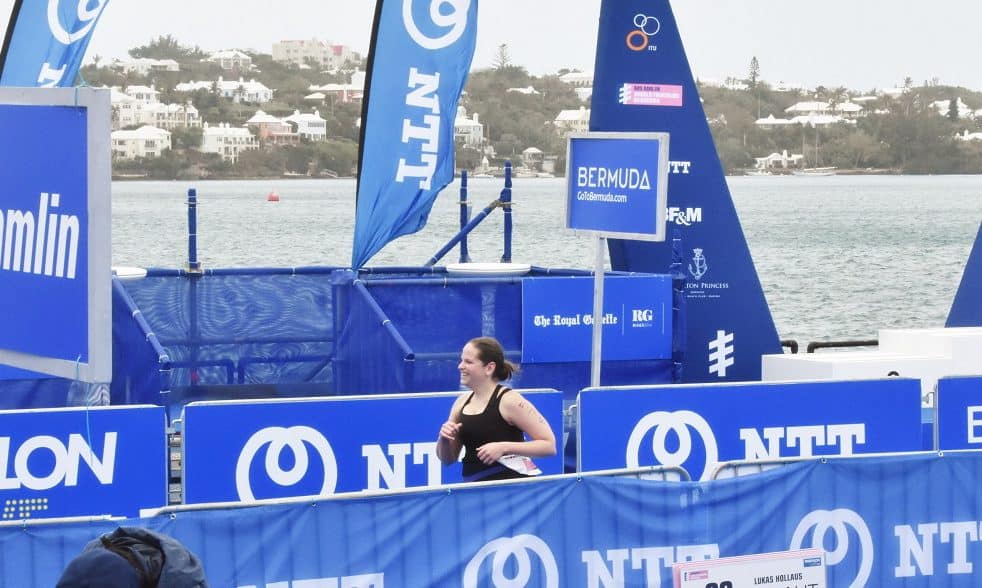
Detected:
left=458, top=385, right=525, bottom=480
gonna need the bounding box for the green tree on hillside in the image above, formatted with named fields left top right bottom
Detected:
left=748, top=56, right=760, bottom=89
left=948, top=98, right=959, bottom=121
left=129, top=35, right=206, bottom=60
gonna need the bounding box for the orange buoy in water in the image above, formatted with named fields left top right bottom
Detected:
left=267, top=191, right=280, bottom=202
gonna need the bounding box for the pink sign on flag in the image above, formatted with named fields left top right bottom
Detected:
left=619, top=83, right=684, bottom=107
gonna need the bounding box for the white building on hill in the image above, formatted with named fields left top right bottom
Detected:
left=201, top=123, right=258, bottom=162
left=554, top=106, right=590, bottom=136
left=273, top=39, right=361, bottom=70
left=206, top=50, right=253, bottom=71
left=283, top=110, right=328, bottom=141
left=174, top=77, right=273, bottom=104
left=246, top=110, right=299, bottom=146
left=111, top=126, right=171, bottom=159
left=785, top=101, right=863, bottom=118
left=454, top=106, right=484, bottom=147
left=112, top=58, right=179, bottom=76
left=559, top=71, right=592, bottom=87
left=141, top=102, right=201, bottom=131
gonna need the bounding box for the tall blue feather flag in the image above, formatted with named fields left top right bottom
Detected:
left=352, top=0, right=478, bottom=268
left=0, top=0, right=109, bottom=87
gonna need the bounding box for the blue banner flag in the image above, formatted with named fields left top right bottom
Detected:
left=352, top=0, right=478, bottom=268
left=0, top=0, right=108, bottom=87
left=947, top=222, right=982, bottom=326
left=590, top=0, right=782, bottom=381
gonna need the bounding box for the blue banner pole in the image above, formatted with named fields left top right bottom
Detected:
left=459, top=171, right=471, bottom=263
left=501, top=161, right=513, bottom=262
left=424, top=199, right=501, bottom=267
left=590, top=236, right=606, bottom=387
left=187, top=188, right=200, bottom=274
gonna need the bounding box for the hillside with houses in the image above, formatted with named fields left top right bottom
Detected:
left=83, top=37, right=982, bottom=179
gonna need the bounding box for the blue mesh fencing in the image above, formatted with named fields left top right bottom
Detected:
left=97, top=266, right=682, bottom=414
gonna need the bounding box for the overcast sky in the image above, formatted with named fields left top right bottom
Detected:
left=2, top=1, right=981, bottom=92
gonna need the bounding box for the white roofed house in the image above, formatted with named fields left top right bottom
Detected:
left=930, top=97, right=974, bottom=119
left=273, top=38, right=332, bottom=67
left=554, top=106, right=591, bottom=137
left=559, top=71, right=593, bottom=87
left=754, top=149, right=805, bottom=170
left=123, top=85, right=160, bottom=105
left=111, top=58, right=179, bottom=76
left=201, top=123, right=258, bottom=163
left=956, top=129, right=982, bottom=142
left=308, top=70, right=366, bottom=105
left=110, top=126, right=171, bottom=160
left=284, top=110, right=328, bottom=141
left=785, top=100, right=864, bottom=119
left=454, top=106, right=484, bottom=147
left=246, top=110, right=299, bottom=147
left=206, top=50, right=253, bottom=72
left=141, top=102, right=202, bottom=130
left=109, top=88, right=138, bottom=130
left=521, top=146, right=544, bottom=171
left=175, top=77, right=273, bottom=104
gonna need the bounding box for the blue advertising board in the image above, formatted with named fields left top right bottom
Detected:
left=0, top=88, right=111, bottom=383
left=577, top=378, right=923, bottom=480
left=521, top=275, right=671, bottom=363
left=182, top=390, right=564, bottom=504
left=590, top=0, right=782, bottom=382
left=566, top=132, right=669, bottom=240
left=936, top=376, right=982, bottom=450
left=0, top=405, right=167, bottom=519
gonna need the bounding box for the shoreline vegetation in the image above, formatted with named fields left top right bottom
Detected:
left=91, top=36, right=982, bottom=181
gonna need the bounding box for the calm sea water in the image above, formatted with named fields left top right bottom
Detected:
left=112, top=175, right=982, bottom=347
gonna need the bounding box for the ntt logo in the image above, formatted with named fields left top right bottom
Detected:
left=47, top=0, right=108, bottom=44
left=625, top=410, right=719, bottom=480
left=235, top=426, right=338, bottom=501
left=463, top=534, right=559, bottom=587
left=791, top=509, right=873, bottom=588
left=402, top=0, right=472, bottom=50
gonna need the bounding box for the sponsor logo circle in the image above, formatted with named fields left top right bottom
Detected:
left=626, top=410, right=719, bottom=480
left=402, top=0, right=472, bottom=50
left=463, top=534, right=559, bottom=588
left=626, top=13, right=660, bottom=51
left=47, top=0, right=108, bottom=45
left=235, top=426, right=338, bottom=501
left=791, top=509, right=873, bottom=588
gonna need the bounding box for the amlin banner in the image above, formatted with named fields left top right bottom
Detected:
left=0, top=88, right=111, bottom=383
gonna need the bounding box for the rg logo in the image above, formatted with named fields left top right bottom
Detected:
left=235, top=426, right=338, bottom=501
left=626, top=410, right=719, bottom=480
left=463, top=534, right=559, bottom=587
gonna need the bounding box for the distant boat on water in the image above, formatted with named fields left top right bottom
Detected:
left=792, top=167, right=837, bottom=177
left=745, top=169, right=773, bottom=176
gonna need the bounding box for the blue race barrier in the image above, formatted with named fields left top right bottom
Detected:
left=5, top=452, right=982, bottom=587
left=578, top=378, right=923, bottom=479
left=937, top=376, right=982, bottom=450
left=182, top=390, right=565, bottom=503
left=0, top=405, right=167, bottom=519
